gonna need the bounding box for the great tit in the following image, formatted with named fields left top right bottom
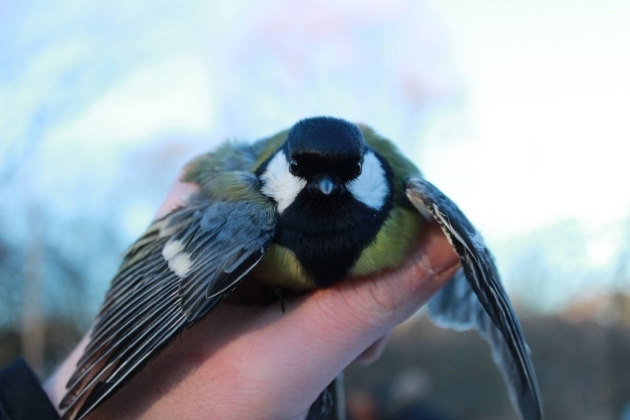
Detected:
left=60, top=116, right=542, bottom=420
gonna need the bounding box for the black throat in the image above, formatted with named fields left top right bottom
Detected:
left=274, top=154, right=393, bottom=288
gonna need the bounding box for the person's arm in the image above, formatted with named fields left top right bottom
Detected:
left=0, top=358, right=59, bottom=420
left=43, top=179, right=460, bottom=420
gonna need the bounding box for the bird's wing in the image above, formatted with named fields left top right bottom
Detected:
left=306, top=375, right=345, bottom=420
left=404, top=177, right=543, bottom=420
left=60, top=194, right=276, bottom=420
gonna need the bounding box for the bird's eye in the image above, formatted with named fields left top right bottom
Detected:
left=289, top=159, right=299, bottom=175
left=354, top=162, right=362, bottom=177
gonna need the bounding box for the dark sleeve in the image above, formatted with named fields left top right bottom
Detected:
left=0, top=358, right=59, bottom=420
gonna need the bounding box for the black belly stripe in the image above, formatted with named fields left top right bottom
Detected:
left=275, top=190, right=391, bottom=287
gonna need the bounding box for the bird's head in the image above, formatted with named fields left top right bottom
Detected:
left=259, top=116, right=391, bottom=214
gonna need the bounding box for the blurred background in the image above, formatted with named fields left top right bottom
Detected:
left=1, top=0, right=629, bottom=419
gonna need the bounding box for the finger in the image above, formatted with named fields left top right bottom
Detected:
left=323, top=220, right=461, bottom=334
left=153, top=171, right=199, bottom=221
left=354, top=332, right=392, bottom=366
left=199, top=221, right=460, bottom=416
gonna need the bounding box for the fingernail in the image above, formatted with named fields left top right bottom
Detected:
left=414, top=224, right=461, bottom=278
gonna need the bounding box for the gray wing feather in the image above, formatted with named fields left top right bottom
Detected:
left=405, top=177, right=543, bottom=420
left=174, top=200, right=274, bottom=319
left=60, top=194, right=276, bottom=420
left=429, top=269, right=533, bottom=414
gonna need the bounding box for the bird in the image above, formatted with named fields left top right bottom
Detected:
left=59, top=116, right=542, bottom=420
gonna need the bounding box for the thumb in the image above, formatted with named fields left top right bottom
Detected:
left=241, top=221, right=460, bottom=413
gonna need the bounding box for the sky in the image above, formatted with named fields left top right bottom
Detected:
left=1, top=0, right=629, bottom=319
left=422, top=0, right=630, bottom=310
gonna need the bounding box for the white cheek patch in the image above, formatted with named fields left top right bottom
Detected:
left=162, top=239, right=193, bottom=277
left=260, top=151, right=307, bottom=213
left=348, top=151, right=389, bottom=210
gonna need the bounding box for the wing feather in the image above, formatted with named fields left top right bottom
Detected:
left=306, top=375, right=345, bottom=420
left=405, top=177, right=543, bottom=420
left=61, top=195, right=276, bottom=420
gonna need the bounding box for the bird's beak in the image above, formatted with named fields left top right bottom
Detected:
left=318, top=176, right=334, bottom=195
left=310, top=174, right=341, bottom=196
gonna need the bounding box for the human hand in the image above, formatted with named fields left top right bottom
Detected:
left=45, top=175, right=460, bottom=420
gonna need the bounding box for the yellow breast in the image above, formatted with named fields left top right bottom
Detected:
left=248, top=206, right=424, bottom=291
